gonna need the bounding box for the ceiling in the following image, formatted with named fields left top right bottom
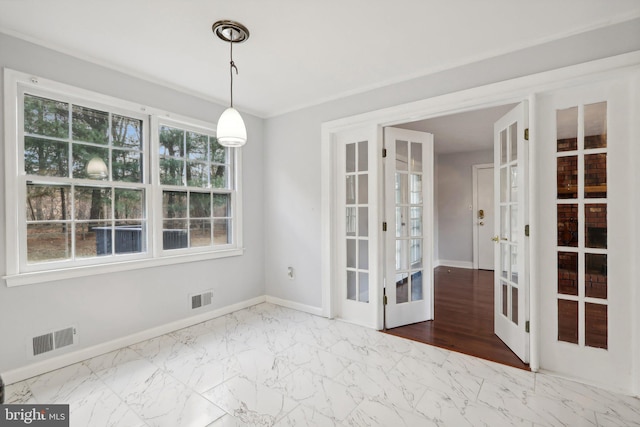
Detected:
left=0, top=1, right=638, bottom=118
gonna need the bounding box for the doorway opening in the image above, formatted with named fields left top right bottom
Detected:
left=383, top=103, right=530, bottom=370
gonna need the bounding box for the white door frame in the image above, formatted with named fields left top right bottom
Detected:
left=472, top=163, right=495, bottom=270
left=321, top=51, right=640, bottom=380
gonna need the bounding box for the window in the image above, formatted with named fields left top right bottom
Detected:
left=158, top=124, right=234, bottom=250
left=4, top=70, right=242, bottom=286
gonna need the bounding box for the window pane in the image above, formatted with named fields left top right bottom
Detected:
left=163, top=220, right=188, bottom=250
left=584, top=102, right=607, bottom=149
left=359, top=272, right=369, bottom=303
left=502, top=283, right=508, bottom=317
left=410, top=174, right=422, bottom=204
left=410, top=239, right=422, bottom=269
left=557, top=204, right=578, bottom=247
left=396, top=273, right=409, bottom=304
left=346, top=175, right=356, bottom=205
left=112, top=115, right=142, bottom=149
left=213, top=219, right=231, bottom=244
left=159, top=126, right=184, bottom=157
left=358, top=140, right=368, bottom=172
left=558, top=299, right=578, bottom=344
left=211, top=165, right=229, bottom=189
left=187, top=161, right=208, bottom=187
left=358, top=239, right=369, bottom=270
left=585, top=303, right=607, bottom=349
left=500, top=130, right=507, bottom=164
left=26, top=184, right=70, bottom=221
left=411, top=271, right=423, bottom=301
left=585, top=253, right=607, bottom=299
left=112, top=149, right=141, bottom=183
left=396, top=140, right=408, bottom=171
left=557, top=252, right=578, bottom=296
left=210, top=138, right=226, bottom=164
left=115, top=189, right=144, bottom=219
left=557, top=156, right=578, bottom=199
left=511, top=245, right=518, bottom=284
left=346, top=143, right=356, bottom=173
left=411, top=142, right=422, bottom=172
left=584, top=153, right=606, bottom=198
left=190, top=219, right=212, bottom=247
left=585, top=204, right=607, bottom=249
left=346, top=207, right=356, bottom=236
left=27, top=223, right=71, bottom=262
left=346, top=239, right=356, bottom=268
left=410, top=207, right=422, bottom=237
left=72, top=105, right=108, bottom=144
left=24, top=94, right=69, bottom=138
left=347, top=271, right=356, bottom=301
left=557, top=107, right=578, bottom=152
left=395, top=173, right=408, bottom=204
left=358, top=174, right=368, bottom=204
left=190, top=192, right=211, bottom=218
left=75, top=187, right=112, bottom=220
left=510, top=165, right=518, bottom=202
left=72, top=144, right=109, bottom=180
left=511, top=287, right=518, bottom=325
left=160, top=157, right=184, bottom=186
left=500, top=167, right=507, bottom=202
left=77, top=221, right=112, bottom=257
left=358, top=207, right=368, bottom=237
left=25, top=137, right=69, bottom=177
left=213, top=194, right=230, bottom=217
left=509, top=122, right=517, bottom=162
left=163, top=191, right=187, bottom=218
left=186, top=131, right=208, bottom=161
left=114, top=221, right=145, bottom=254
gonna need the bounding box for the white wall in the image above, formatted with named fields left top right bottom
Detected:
left=436, top=150, right=493, bottom=266
left=0, top=34, right=265, bottom=374
left=263, top=18, right=640, bottom=309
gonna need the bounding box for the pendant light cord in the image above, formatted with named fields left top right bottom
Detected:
left=229, top=37, right=238, bottom=108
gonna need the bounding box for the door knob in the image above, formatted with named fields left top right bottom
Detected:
left=491, top=236, right=499, bottom=242
left=479, top=221, right=484, bottom=226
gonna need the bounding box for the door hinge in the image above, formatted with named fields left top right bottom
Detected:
left=525, top=224, right=530, bottom=237
left=524, top=128, right=529, bottom=141
left=382, top=222, right=387, bottom=232
left=383, top=295, right=388, bottom=305
left=382, top=148, right=387, bottom=158
left=525, top=320, right=530, bottom=333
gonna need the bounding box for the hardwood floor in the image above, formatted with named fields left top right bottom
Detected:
left=384, top=266, right=530, bottom=370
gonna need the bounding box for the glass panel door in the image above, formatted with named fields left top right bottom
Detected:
left=493, top=102, right=529, bottom=363
left=384, top=127, right=434, bottom=329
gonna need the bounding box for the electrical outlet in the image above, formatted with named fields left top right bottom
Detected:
left=287, top=267, right=294, bottom=280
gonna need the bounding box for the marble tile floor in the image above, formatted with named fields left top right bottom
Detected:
left=4, top=303, right=640, bottom=426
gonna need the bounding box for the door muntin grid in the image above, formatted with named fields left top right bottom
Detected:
left=499, top=122, right=520, bottom=325
left=346, top=140, right=369, bottom=303
left=395, top=140, right=424, bottom=304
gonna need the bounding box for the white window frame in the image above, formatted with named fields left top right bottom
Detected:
left=3, top=69, right=243, bottom=287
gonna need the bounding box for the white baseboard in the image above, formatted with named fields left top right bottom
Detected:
left=265, top=295, right=323, bottom=317
left=3, top=295, right=266, bottom=385
left=435, top=259, right=474, bottom=269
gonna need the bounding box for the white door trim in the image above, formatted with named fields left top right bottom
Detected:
left=472, top=163, right=494, bottom=270
left=321, top=51, right=640, bottom=379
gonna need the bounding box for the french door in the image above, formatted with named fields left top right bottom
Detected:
left=383, top=127, right=434, bottom=329
left=493, top=102, right=529, bottom=363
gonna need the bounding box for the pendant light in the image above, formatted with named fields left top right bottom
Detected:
left=212, top=20, right=250, bottom=147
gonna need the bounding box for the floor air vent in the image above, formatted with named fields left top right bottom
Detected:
left=191, top=291, right=213, bottom=309
left=32, top=327, right=76, bottom=357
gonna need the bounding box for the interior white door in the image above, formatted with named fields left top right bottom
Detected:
left=474, top=165, right=495, bottom=270
left=384, top=127, right=434, bottom=329
left=536, top=78, right=633, bottom=391
left=335, top=127, right=380, bottom=328
left=493, top=102, right=529, bottom=363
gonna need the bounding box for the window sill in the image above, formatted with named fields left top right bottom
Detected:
left=2, top=248, right=244, bottom=287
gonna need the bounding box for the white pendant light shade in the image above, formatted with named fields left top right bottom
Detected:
left=217, top=106, right=247, bottom=147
